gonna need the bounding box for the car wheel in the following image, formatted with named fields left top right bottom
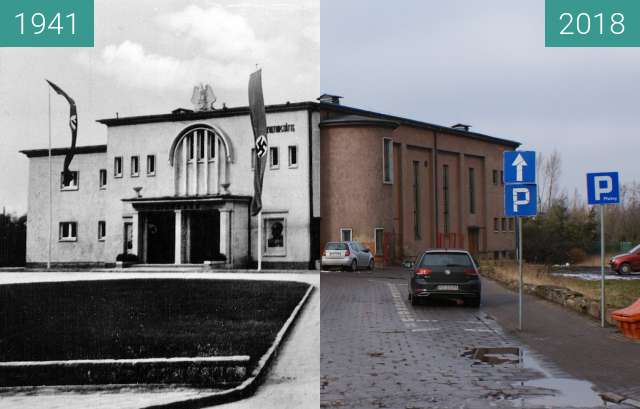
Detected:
left=410, top=293, right=419, bottom=306
left=351, top=260, right=358, bottom=272
left=620, top=263, right=631, bottom=275
left=367, top=258, right=374, bottom=271
left=466, top=297, right=481, bottom=308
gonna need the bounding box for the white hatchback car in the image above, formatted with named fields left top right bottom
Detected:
left=321, top=241, right=374, bottom=271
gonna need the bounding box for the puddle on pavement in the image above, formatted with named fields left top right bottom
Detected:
left=464, top=347, right=608, bottom=408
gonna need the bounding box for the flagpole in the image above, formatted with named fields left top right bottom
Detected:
left=258, top=210, right=262, bottom=271
left=47, top=86, right=52, bottom=271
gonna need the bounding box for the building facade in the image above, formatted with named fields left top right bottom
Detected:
left=21, top=97, right=518, bottom=268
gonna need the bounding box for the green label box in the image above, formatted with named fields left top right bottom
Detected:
left=546, top=0, right=640, bottom=47
left=0, top=0, right=93, bottom=47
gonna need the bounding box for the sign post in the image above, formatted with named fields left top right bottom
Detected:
left=504, top=151, right=537, bottom=331
left=587, top=172, right=620, bottom=327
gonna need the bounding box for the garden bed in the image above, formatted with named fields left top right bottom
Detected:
left=0, top=279, right=310, bottom=387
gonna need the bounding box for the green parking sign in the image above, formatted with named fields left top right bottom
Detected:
left=0, top=0, right=94, bottom=47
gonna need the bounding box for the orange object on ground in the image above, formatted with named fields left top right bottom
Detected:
left=611, top=298, right=640, bottom=340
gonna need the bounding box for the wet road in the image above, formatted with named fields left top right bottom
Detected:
left=320, top=269, right=636, bottom=409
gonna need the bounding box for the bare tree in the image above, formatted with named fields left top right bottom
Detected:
left=539, top=150, right=562, bottom=212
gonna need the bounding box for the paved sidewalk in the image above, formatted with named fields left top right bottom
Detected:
left=0, top=271, right=319, bottom=409
left=482, top=277, right=640, bottom=401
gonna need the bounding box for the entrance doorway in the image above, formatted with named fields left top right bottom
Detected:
left=187, top=210, right=221, bottom=263
left=145, top=212, right=175, bottom=263
left=468, top=227, right=480, bottom=256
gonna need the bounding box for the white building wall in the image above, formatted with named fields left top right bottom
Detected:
left=26, top=152, right=107, bottom=264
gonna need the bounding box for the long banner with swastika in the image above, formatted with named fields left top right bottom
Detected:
left=248, top=69, right=268, bottom=216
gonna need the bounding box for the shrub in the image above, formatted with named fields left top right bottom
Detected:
left=116, top=253, right=138, bottom=263
left=567, top=247, right=587, bottom=264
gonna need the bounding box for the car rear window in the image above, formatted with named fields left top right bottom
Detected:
left=419, top=253, right=473, bottom=267
left=325, top=242, right=347, bottom=250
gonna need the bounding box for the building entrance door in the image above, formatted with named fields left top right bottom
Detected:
left=468, top=227, right=480, bottom=256
left=188, top=210, right=221, bottom=263
left=145, top=212, right=175, bottom=263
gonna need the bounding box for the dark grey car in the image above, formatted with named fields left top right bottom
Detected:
left=407, top=249, right=481, bottom=307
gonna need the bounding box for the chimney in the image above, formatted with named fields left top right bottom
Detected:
left=451, top=123, right=471, bottom=131
left=317, top=94, right=343, bottom=104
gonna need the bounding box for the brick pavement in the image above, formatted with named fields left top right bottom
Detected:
left=320, top=271, right=630, bottom=409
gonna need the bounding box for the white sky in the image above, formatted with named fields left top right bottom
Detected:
left=321, top=0, right=640, bottom=204
left=0, top=0, right=319, bottom=214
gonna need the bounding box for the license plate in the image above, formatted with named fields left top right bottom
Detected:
left=437, top=285, right=459, bottom=291
left=328, top=251, right=343, bottom=257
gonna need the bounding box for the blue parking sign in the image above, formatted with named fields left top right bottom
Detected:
left=504, top=151, right=536, bottom=184
left=505, top=184, right=537, bottom=217
left=587, top=172, right=620, bottom=205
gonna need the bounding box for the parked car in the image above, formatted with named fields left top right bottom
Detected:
left=610, top=244, right=640, bottom=275
left=321, top=241, right=374, bottom=271
left=407, top=249, right=481, bottom=307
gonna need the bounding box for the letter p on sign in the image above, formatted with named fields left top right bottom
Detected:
left=513, top=188, right=530, bottom=212
left=587, top=172, right=620, bottom=205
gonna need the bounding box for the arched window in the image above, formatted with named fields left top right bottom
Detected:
left=170, top=125, right=233, bottom=196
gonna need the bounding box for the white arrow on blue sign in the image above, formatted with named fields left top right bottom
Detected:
left=505, top=184, right=538, bottom=217
left=503, top=151, right=536, bottom=184
left=587, top=172, right=620, bottom=205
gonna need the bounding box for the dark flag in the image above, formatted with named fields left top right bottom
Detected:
left=46, top=80, right=78, bottom=186
left=249, top=70, right=268, bottom=216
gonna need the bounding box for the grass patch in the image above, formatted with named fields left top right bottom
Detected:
left=0, top=279, right=309, bottom=367
left=482, top=261, right=640, bottom=309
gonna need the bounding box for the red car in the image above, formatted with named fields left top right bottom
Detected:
left=610, top=244, right=640, bottom=275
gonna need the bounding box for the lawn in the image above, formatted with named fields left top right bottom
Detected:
left=0, top=279, right=310, bottom=366
left=482, top=261, right=640, bottom=309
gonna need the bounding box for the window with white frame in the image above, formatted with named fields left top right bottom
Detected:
left=208, top=132, right=216, bottom=160
left=187, top=133, right=195, bottom=160
left=98, top=221, right=106, bottom=241
left=270, top=146, right=279, bottom=169
left=114, top=157, right=123, bottom=178
left=146, top=155, right=155, bottom=176
left=131, top=156, right=139, bottom=177
left=383, top=138, right=393, bottom=184
left=251, top=148, right=256, bottom=170
left=494, top=218, right=499, bottom=232
left=60, top=171, right=79, bottom=191
left=288, top=145, right=298, bottom=168
left=197, top=131, right=205, bottom=160
left=59, top=222, right=77, bottom=241
left=374, top=228, right=384, bottom=256
left=99, top=169, right=107, bottom=189
left=340, top=228, right=352, bottom=242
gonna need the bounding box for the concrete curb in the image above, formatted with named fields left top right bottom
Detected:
left=141, top=283, right=315, bottom=409
left=482, top=269, right=619, bottom=326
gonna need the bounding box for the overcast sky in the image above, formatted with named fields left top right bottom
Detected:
left=0, top=0, right=319, bottom=214
left=321, top=0, right=640, bottom=203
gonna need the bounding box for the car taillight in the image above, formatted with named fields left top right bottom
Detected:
left=324, top=250, right=328, bottom=257
left=416, top=268, right=432, bottom=276
left=464, top=268, right=479, bottom=276
left=344, top=249, right=350, bottom=257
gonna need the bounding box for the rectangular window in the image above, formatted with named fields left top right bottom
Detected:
left=208, top=132, right=216, bottom=160
left=492, top=169, right=499, bottom=185
left=375, top=228, right=384, bottom=256
left=114, top=157, right=123, bottom=178
left=98, top=221, right=106, bottom=241
left=197, top=131, right=205, bottom=160
left=270, top=146, right=279, bottom=169
left=443, top=164, right=450, bottom=234
left=494, top=217, right=499, bottom=232
left=340, top=228, right=352, bottom=242
left=60, top=171, right=79, bottom=191
left=131, top=156, right=139, bottom=177
left=187, top=134, right=194, bottom=160
left=502, top=218, right=507, bottom=232
left=264, top=217, right=287, bottom=256
left=383, top=138, right=393, bottom=184
left=146, top=155, right=156, bottom=176
left=412, top=161, right=421, bottom=240
left=469, top=167, right=476, bottom=214
left=99, top=169, right=107, bottom=189
left=288, top=145, right=298, bottom=168
left=59, top=222, right=77, bottom=241
left=500, top=170, right=504, bottom=185
left=508, top=217, right=515, bottom=232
